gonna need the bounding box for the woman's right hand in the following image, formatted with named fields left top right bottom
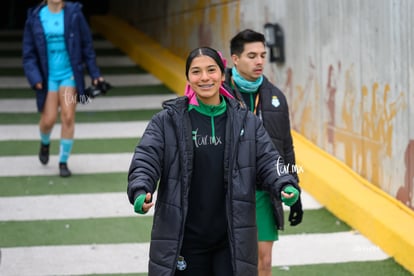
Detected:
left=142, top=192, right=155, bottom=212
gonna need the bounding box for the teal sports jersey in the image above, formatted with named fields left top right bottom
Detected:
left=40, top=6, right=73, bottom=80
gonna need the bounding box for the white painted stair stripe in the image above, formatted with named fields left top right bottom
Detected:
left=0, top=153, right=133, bottom=177
left=0, top=243, right=150, bottom=276
left=0, top=74, right=161, bottom=89
left=0, top=94, right=177, bottom=113
left=0, top=121, right=148, bottom=141
left=273, top=231, right=389, bottom=266
left=0, top=192, right=136, bottom=221
left=0, top=232, right=388, bottom=276
left=0, top=191, right=322, bottom=221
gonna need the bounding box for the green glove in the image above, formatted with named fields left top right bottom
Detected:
left=133, top=194, right=147, bottom=214
left=281, top=185, right=300, bottom=207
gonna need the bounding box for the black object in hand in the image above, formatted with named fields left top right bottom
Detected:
left=85, top=80, right=112, bottom=98
left=289, top=196, right=303, bottom=226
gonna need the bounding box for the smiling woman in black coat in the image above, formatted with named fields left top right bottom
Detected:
left=127, top=47, right=300, bottom=276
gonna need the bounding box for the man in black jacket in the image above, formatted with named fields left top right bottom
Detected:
left=223, top=29, right=304, bottom=276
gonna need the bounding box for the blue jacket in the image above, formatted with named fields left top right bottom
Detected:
left=22, top=1, right=101, bottom=112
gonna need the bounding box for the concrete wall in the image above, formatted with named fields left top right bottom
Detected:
left=240, top=0, right=414, bottom=210
left=108, top=0, right=240, bottom=60
left=106, top=0, right=413, bottom=210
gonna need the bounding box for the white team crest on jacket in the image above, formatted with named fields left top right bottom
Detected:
left=272, top=96, right=280, bottom=108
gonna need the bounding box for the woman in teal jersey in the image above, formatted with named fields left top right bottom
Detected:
left=22, top=0, right=105, bottom=177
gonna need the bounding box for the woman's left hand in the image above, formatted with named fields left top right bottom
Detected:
left=281, top=190, right=295, bottom=199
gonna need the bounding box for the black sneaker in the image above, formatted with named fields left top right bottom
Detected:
left=59, top=162, right=72, bottom=177
left=39, top=143, right=50, bottom=165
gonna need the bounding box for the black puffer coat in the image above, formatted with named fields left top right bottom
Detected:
left=127, top=96, right=298, bottom=276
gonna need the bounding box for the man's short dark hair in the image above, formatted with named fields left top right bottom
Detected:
left=230, top=29, right=266, bottom=56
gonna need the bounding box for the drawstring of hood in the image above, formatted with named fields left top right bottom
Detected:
left=188, top=95, right=227, bottom=143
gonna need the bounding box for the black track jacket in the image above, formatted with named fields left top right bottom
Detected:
left=224, top=68, right=299, bottom=230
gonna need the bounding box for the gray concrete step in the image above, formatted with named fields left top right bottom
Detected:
left=0, top=232, right=388, bottom=276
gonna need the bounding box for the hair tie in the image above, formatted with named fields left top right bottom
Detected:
left=217, top=51, right=227, bottom=68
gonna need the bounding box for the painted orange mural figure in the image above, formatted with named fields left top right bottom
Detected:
left=285, top=60, right=318, bottom=140
left=337, top=68, right=358, bottom=169
left=284, top=68, right=298, bottom=130
left=284, top=63, right=408, bottom=194
left=326, top=63, right=339, bottom=146
left=359, top=85, right=372, bottom=181
left=359, top=83, right=404, bottom=186
left=381, top=89, right=405, bottom=157
left=397, top=140, right=414, bottom=209
left=284, top=66, right=313, bottom=136
left=302, top=61, right=319, bottom=141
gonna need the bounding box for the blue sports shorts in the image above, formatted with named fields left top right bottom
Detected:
left=48, top=76, right=76, bottom=92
